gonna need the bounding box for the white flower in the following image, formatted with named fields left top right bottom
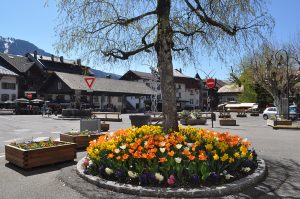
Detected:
left=144, top=141, right=148, bottom=146
left=155, top=173, right=164, bottom=182
left=175, top=157, right=182, bottom=163
left=176, top=144, right=183, bottom=149
left=105, top=168, right=114, bottom=175
left=114, top=149, right=120, bottom=154
left=89, top=160, right=93, bottom=165
left=187, top=143, right=193, bottom=147
left=160, top=141, right=166, bottom=147
left=160, top=147, right=166, bottom=153
left=242, top=138, right=248, bottom=143
left=225, top=174, right=234, bottom=180
left=120, top=144, right=126, bottom=150
left=241, top=167, right=251, bottom=172
left=184, top=147, right=190, bottom=151
left=128, top=171, right=138, bottom=178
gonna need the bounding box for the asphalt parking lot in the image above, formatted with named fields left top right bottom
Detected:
left=0, top=113, right=300, bottom=198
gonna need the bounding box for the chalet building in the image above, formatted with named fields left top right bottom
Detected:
left=218, top=84, right=244, bottom=104
left=0, top=52, right=88, bottom=99
left=120, top=69, right=201, bottom=111
left=40, top=72, right=155, bottom=112
left=0, top=66, right=18, bottom=103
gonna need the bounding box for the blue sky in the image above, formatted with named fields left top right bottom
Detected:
left=1, top=0, right=300, bottom=79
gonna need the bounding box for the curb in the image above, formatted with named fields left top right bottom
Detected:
left=76, top=158, right=267, bottom=198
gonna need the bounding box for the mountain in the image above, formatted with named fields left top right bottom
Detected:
left=0, top=36, right=51, bottom=56
left=0, top=36, right=121, bottom=79
left=90, top=68, right=120, bottom=80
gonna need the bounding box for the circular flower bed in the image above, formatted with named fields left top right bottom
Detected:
left=83, top=126, right=257, bottom=187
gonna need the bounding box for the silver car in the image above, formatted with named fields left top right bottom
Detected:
left=262, top=107, right=277, bottom=120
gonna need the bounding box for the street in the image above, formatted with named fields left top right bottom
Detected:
left=0, top=114, right=300, bottom=198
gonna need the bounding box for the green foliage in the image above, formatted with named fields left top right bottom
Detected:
left=238, top=68, right=257, bottom=103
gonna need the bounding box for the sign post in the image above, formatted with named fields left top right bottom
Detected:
left=84, top=77, right=96, bottom=109
left=206, top=78, right=216, bottom=128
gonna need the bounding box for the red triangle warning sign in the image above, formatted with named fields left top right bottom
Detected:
left=84, top=77, right=96, bottom=89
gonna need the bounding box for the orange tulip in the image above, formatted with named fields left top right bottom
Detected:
left=108, top=153, right=114, bottom=158
left=159, top=157, right=168, bottom=163
left=122, top=154, right=129, bottom=160
left=188, top=155, right=196, bottom=161
left=168, top=150, right=175, bottom=157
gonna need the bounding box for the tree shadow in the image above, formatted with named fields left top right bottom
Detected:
left=5, top=160, right=77, bottom=177
left=232, top=158, right=300, bottom=198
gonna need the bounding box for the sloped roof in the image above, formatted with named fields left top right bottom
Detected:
left=55, top=72, right=156, bottom=95
left=128, top=69, right=193, bottom=80
left=0, top=65, right=18, bottom=76
left=218, top=84, right=244, bottom=93
left=0, top=53, right=35, bottom=73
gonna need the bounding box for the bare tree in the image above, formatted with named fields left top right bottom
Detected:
left=249, top=43, right=300, bottom=116
left=55, top=0, right=273, bottom=131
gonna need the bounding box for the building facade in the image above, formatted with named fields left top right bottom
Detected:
left=0, top=66, right=18, bottom=103
left=120, top=69, right=201, bottom=111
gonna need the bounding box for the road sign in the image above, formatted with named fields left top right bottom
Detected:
left=84, top=77, right=96, bottom=89
left=206, top=78, right=216, bottom=89
left=26, top=93, right=33, bottom=100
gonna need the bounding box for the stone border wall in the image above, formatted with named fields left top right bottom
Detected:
left=76, top=158, right=266, bottom=198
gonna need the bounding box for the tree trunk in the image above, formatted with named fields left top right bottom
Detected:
left=155, top=0, right=178, bottom=131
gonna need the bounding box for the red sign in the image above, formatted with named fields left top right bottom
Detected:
left=26, top=93, right=33, bottom=100
left=206, top=78, right=216, bottom=89
left=84, top=77, right=96, bottom=89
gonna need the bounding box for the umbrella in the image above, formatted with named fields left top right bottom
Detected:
left=31, top=99, right=44, bottom=103
left=15, top=98, right=29, bottom=103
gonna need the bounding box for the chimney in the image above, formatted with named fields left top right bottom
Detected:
left=77, top=59, right=81, bottom=66
left=179, top=68, right=182, bottom=73
left=33, top=50, right=37, bottom=59
left=51, top=54, right=54, bottom=61
left=60, top=56, right=64, bottom=63
left=106, top=75, right=111, bottom=79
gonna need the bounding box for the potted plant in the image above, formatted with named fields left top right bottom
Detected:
left=219, top=118, right=237, bottom=126
left=267, top=116, right=292, bottom=126
left=60, top=130, right=102, bottom=149
left=5, top=139, right=76, bottom=169
left=178, top=110, right=192, bottom=125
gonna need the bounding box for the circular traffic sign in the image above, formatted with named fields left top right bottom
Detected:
left=206, top=78, right=216, bottom=89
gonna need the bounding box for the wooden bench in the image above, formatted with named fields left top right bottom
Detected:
left=146, top=112, right=164, bottom=125
left=92, top=112, right=122, bottom=122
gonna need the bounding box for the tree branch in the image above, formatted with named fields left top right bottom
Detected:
left=102, top=43, right=155, bottom=60
left=116, top=10, right=157, bottom=26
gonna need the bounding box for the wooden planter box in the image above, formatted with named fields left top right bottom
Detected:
left=180, top=118, right=207, bottom=125
left=101, top=123, right=110, bottom=131
left=267, top=119, right=292, bottom=126
left=219, top=119, right=237, bottom=126
left=5, top=142, right=76, bottom=169
left=60, top=133, right=102, bottom=149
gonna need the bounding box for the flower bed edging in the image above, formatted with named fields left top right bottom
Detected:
left=76, top=157, right=267, bottom=198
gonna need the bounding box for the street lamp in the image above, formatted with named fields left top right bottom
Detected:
left=275, top=49, right=289, bottom=119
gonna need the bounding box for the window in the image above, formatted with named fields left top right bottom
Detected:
left=1, top=94, right=9, bottom=101
left=196, top=100, right=199, bottom=105
left=178, top=92, right=181, bottom=98
left=11, top=94, right=16, bottom=101
left=177, top=84, right=181, bottom=89
left=2, top=83, right=16, bottom=90
left=118, top=96, right=122, bottom=102
left=93, top=96, right=99, bottom=102
left=190, top=99, right=194, bottom=104
left=58, top=81, right=62, bottom=90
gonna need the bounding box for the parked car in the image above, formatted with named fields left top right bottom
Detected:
left=262, top=106, right=298, bottom=120
left=262, top=107, right=277, bottom=120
